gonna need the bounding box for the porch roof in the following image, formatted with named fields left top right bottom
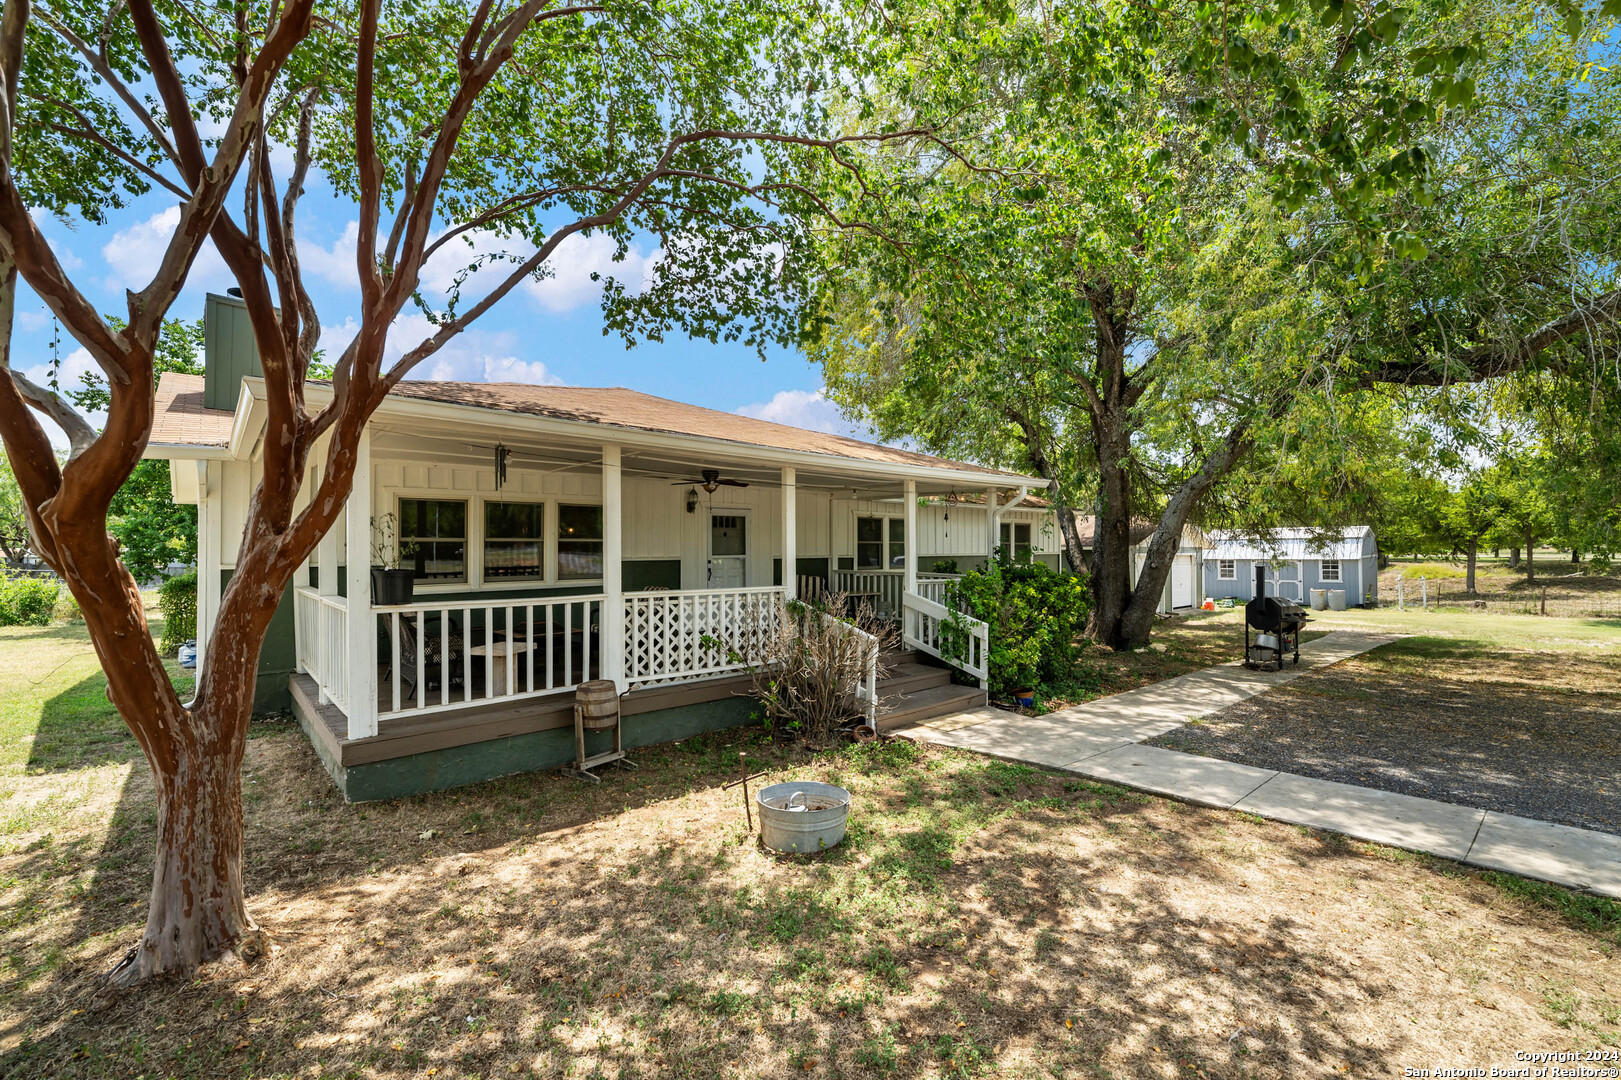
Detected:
left=148, top=373, right=1048, bottom=491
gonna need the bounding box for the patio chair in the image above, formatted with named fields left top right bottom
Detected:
left=389, top=614, right=465, bottom=704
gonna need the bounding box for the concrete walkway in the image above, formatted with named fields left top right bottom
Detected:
left=898, top=631, right=1621, bottom=900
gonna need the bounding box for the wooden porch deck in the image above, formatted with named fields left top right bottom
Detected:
left=290, top=669, right=755, bottom=769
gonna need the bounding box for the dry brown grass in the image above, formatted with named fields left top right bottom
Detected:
left=2, top=725, right=1619, bottom=1079
left=3, top=606, right=1620, bottom=1079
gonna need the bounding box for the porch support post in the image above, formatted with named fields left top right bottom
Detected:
left=345, top=426, right=377, bottom=739
left=985, top=487, right=998, bottom=562
left=602, top=443, right=625, bottom=691
left=314, top=464, right=340, bottom=704
left=781, top=466, right=796, bottom=600
left=195, top=461, right=219, bottom=674
left=904, top=478, right=918, bottom=596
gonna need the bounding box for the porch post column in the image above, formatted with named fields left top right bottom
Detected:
left=904, top=478, right=918, bottom=597
left=345, top=426, right=377, bottom=739
left=195, top=461, right=217, bottom=673
left=781, top=466, right=796, bottom=600
left=314, top=464, right=340, bottom=704
left=601, top=443, right=626, bottom=691
left=985, top=487, right=998, bottom=561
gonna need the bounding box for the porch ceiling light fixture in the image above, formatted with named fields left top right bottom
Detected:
left=686, top=488, right=699, bottom=514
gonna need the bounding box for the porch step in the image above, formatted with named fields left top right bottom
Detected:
left=879, top=660, right=953, bottom=696
left=880, top=648, right=922, bottom=668
left=875, top=682, right=988, bottom=733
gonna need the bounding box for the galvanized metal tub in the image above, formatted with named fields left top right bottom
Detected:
left=756, top=781, right=850, bottom=853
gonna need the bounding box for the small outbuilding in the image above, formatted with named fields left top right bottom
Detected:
left=1072, top=515, right=1212, bottom=614
left=1203, top=526, right=1380, bottom=606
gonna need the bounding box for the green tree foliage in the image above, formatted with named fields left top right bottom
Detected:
left=0, top=454, right=33, bottom=567
left=0, top=574, right=59, bottom=626
left=944, top=560, right=1090, bottom=697
left=810, top=0, right=1619, bottom=649
left=157, top=572, right=197, bottom=655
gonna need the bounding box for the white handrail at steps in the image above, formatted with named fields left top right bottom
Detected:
left=821, top=612, right=879, bottom=729
left=902, top=590, right=989, bottom=688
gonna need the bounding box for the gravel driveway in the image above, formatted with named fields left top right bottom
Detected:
left=1147, top=643, right=1621, bottom=836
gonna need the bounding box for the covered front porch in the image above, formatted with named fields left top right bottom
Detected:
left=277, top=404, right=1006, bottom=751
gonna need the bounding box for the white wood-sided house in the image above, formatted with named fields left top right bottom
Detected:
left=145, top=294, right=1057, bottom=800
left=1203, top=526, right=1380, bottom=606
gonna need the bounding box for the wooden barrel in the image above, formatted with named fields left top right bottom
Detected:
left=576, top=680, right=620, bottom=730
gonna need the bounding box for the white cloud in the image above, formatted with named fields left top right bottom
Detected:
left=479, top=356, right=565, bottom=385
left=736, top=389, right=872, bottom=440
left=416, top=226, right=662, bottom=315
left=298, top=221, right=362, bottom=290
left=523, top=232, right=663, bottom=314
left=101, top=206, right=231, bottom=293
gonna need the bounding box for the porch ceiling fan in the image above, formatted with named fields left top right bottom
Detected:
left=672, top=468, right=750, bottom=494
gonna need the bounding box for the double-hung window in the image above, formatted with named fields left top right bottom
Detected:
left=1218, top=559, right=1236, bottom=580
left=999, top=521, right=1033, bottom=562
left=1320, top=559, right=1342, bottom=582
left=398, top=499, right=467, bottom=583
left=856, top=516, right=906, bottom=570
left=484, top=502, right=545, bottom=580
left=557, top=504, right=604, bottom=579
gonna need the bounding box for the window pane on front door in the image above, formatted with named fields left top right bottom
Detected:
left=711, top=515, right=746, bottom=556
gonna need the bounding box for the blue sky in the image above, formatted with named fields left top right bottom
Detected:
left=16, top=159, right=871, bottom=450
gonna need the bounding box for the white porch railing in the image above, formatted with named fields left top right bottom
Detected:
left=624, top=586, right=785, bottom=686
left=914, top=572, right=961, bottom=607
left=295, top=587, right=349, bottom=710
left=374, top=595, right=606, bottom=720
left=902, top=591, right=989, bottom=688
left=832, top=569, right=961, bottom=616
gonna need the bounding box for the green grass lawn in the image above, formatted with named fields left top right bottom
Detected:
left=1, top=602, right=1618, bottom=1077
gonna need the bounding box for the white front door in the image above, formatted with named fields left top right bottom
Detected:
left=1171, top=555, right=1194, bottom=609
left=707, top=513, right=747, bottom=588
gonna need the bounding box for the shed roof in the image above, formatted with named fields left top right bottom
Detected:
left=1205, top=526, right=1373, bottom=561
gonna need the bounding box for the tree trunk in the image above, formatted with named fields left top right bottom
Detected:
left=1525, top=529, right=1537, bottom=583
left=109, top=727, right=254, bottom=985
left=1087, top=394, right=1135, bottom=646
left=1508, top=546, right=1520, bottom=568
left=1572, top=548, right=1580, bottom=564
left=1465, top=538, right=1477, bottom=594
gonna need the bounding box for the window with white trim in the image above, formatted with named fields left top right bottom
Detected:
left=856, top=516, right=906, bottom=569
left=999, top=521, right=1033, bottom=561
left=1218, top=559, right=1236, bottom=580
left=483, top=501, right=545, bottom=580
left=398, top=498, right=467, bottom=583
left=1320, top=559, right=1342, bottom=582
left=557, top=504, right=604, bottom=579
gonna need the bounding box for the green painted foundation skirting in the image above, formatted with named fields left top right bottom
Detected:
left=297, top=695, right=759, bottom=803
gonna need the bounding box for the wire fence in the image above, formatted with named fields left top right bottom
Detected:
left=1381, top=574, right=1621, bottom=620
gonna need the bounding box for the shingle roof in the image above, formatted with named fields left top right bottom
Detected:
left=150, top=373, right=233, bottom=448
left=379, top=381, right=1021, bottom=477
left=1205, top=527, right=1373, bottom=561
left=1070, top=513, right=1211, bottom=549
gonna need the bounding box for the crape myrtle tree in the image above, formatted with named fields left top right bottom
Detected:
left=810, top=0, right=1621, bottom=649
left=0, top=0, right=950, bottom=983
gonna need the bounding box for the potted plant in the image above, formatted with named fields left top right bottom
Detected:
left=370, top=513, right=417, bottom=606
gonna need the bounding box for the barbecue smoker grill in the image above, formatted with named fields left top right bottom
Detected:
left=1245, top=565, right=1310, bottom=670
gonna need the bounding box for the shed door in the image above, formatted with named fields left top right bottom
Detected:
left=1171, top=556, right=1194, bottom=609
left=1275, top=560, right=1302, bottom=601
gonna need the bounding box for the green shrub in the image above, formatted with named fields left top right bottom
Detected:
left=0, top=573, right=61, bottom=626
left=52, top=589, right=81, bottom=623
left=943, top=560, right=1090, bottom=696
left=158, top=571, right=198, bottom=654
left=929, top=558, right=959, bottom=574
